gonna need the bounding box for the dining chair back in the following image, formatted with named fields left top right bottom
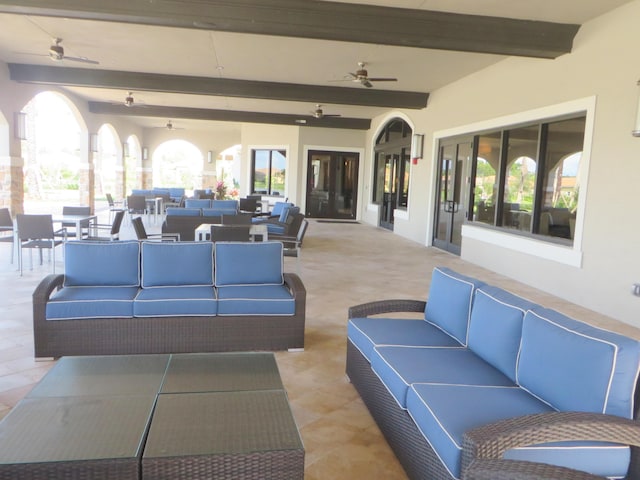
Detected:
left=15, top=214, right=65, bottom=275
left=106, top=193, right=125, bottom=222
left=84, top=210, right=125, bottom=241
left=132, top=216, right=179, bottom=242
left=61, top=205, right=91, bottom=238
left=0, top=208, right=14, bottom=264
left=126, top=195, right=147, bottom=218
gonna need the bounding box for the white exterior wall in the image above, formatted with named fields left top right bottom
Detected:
left=361, top=1, right=640, bottom=325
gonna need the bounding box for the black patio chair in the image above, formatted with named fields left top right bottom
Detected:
left=132, top=216, right=179, bottom=241
left=210, top=225, right=251, bottom=242
left=16, top=214, right=66, bottom=276
left=0, top=207, right=14, bottom=264
left=84, top=210, right=125, bottom=241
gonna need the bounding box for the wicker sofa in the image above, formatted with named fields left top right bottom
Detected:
left=346, top=266, right=640, bottom=480
left=33, top=240, right=305, bottom=358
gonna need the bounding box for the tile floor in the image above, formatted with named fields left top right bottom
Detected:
left=0, top=212, right=638, bottom=479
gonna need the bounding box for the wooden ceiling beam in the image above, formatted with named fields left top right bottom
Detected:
left=0, top=0, right=579, bottom=58
left=9, top=63, right=428, bottom=109
left=88, top=102, right=371, bottom=130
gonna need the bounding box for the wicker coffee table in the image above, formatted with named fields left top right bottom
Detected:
left=0, top=353, right=303, bottom=480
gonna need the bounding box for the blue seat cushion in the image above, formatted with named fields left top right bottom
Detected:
left=518, top=308, right=640, bottom=418
left=64, top=240, right=140, bottom=287
left=266, top=223, right=286, bottom=235
left=133, top=286, right=217, bottom=316
left=46, top=286, right=139, bottom=319
left=407, top=384, right=553, bottom=479
left=424, top=267, right=485, bottom=345
left=371, top=346, right=515, bottom=409
left=348, top=317, right=461, bottom=362
left=467, top=286, right=539, bottom=382
left=408, top=383, right=630, bottom=479
left=215, top=242, right=283, bottom=286
left=216, top=285, right=294, bottom=316
left=211, top=200, right=239, bottom=213
left=141, top=241, right=213, bottom=287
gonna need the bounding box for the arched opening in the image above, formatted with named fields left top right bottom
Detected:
left=22, top=91, right=86, bottom=213
left=373, top=117, right=413, bottom=230
left=152, top=140, right=203, bottom=192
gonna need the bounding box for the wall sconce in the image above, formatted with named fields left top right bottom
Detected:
left=411, top=133, right=424, bottom=164
left=14, top=112, right=26, bottom=140
left=89, top=133, right=98, bottom=153
left=633, top=80, right=640, bottom=137
left=207, top=151, right=213, bottom=163
left=142, top=147, right=149, bottom=160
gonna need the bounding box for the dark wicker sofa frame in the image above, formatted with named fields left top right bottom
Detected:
left=33, top=273, right=305, bottom=358
left=345, top=299, right=640, bottom=480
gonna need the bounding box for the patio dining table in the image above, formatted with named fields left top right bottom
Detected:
left=52, top=214, right=97, bottom=238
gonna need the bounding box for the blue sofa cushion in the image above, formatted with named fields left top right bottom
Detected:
left=216, top=285, right=295, bottom=315
left=141, top=241, right=213, bottom=288
left=202, top=208, right=228, bottom=217
left=166, top=207, right=202, bottom=216
left=133, top=286, right=217, bottom=316
left=185, top=199, right=212, bottom=209
left=46, top=286, right=139, bottom=320
left=518, top=308, right=640, bottom=418
left=348, top=318, right=461, bottom=362
left=406, top=384, right=553, bottom=479
left=215, top=242, right=283, bottom=286
left=467, top=286, right=539, bottom=382
left=424, top=267, right=485, bottom=345
left=211, top=200, right=239, bottom=214
left=371, top=346, right=515, bottom=409
left=63, top=240, right=140, bottom=287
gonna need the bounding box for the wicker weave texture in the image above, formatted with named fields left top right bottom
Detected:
left=33, top=273, right=306, bottom=358
left=463, top=459, right=604, bottom=480
left=347, top=340, right=455, bottom=480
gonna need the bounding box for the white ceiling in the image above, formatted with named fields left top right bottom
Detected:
left=0, top=0, right=633, bottom=131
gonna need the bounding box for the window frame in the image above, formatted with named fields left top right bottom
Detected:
left=250, top=148, right=287, bottom=196
left=432, top=96, right=595, bottom=268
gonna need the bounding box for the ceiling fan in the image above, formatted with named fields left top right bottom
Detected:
left=339, top=62, right=397, bottom=88
left=122, top=91, right=146, bottom=107
left=311, top=104, right=340, bottom=119
left=48, top=38, right=99, bottom=65
left=157, top=120, right=184, bottom=131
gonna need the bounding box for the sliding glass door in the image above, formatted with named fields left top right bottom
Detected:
left=306, top=150, right=359, bottom=219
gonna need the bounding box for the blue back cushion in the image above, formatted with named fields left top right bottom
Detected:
left=141, top=241, right=213, bottom=287
left=215, top=242, right=283, bottom=286
left=468, top=286, right=539, bottom=382
left=270, top=202, right=292, bottom=217
left=64, top=240, right=140, bottom=287
left=424, top=267, right=485, bottom=345
left=518, top=308, right=640, bottom=418
left=211, top=200, right=239, bottom=213
left=185, top=199, right=211, bottom=209
left=166, top=207, right=201, bottom=216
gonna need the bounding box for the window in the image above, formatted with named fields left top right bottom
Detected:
left=469, top=115, right=585, bottom=243
left=251, top=149, right=286, bottom=196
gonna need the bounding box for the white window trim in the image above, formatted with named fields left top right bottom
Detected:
left=431, top=96, right=596, bottom=268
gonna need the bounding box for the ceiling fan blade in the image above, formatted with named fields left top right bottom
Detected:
left=368, top=77, right=397, bottom=82
left=361, top=80, right=374, bottom=88
left=64, top=56, right=99, bottom=65
left=323, top=114, right=341, bottom=118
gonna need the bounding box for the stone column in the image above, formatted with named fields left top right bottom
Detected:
left=79, top=161, right=94, bottom=213
left=0, top=155, right=24, bottom=214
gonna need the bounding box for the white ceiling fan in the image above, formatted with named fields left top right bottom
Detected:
left=47, top=38, right=99, bottom=65
left=334, top=61, right=397, bottom=88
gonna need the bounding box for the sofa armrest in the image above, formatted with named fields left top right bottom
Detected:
left=461, top=411, right=640, bottom=474
left=463, top=459, right=604, bottom=480
left=32, top=274, right=65, bottom=352
left=348, top=299, right=426, bottom=319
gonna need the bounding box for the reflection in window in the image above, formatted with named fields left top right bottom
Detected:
left=251, top=149, right=286, bottom=196
left=473, top=132, right=500, bottom=225
left=467, top=115, right=585, bottom=243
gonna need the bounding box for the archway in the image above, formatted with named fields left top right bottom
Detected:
left=125, top=135, right=141, bottom=196
left=152, top=140, right=204, bottom=192
left=21, top=91, right=86, bottom=213
left=95, top=124, right=121, bottom=204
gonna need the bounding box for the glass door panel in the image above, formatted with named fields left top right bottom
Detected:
left=306, top=151, right=359, bottom=219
